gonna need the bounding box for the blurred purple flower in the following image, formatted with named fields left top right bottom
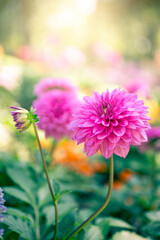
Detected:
left=146, top=126, right=160, bottom=140
left=0, top=188, right=6, bottom=239
left=34, top=78, right=77, bottom=96
left=140, top=126, right=160, bottom=152
left=0, top=229, right=4, bottom=239
left=71, top=89, right=151, bottom=159
left=33, top=89, right=79, bottom=140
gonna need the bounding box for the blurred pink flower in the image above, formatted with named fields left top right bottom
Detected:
left=71, top=89, right=150, bottom=159
left=15, top=45, right=35, bottom=61
left=34, top=78, right=77, bottom=96
left=102, top=61, right=155, bottom=98
left=91, top=43, right=122, bottom=66
left=146, top=126, right=160, bottom=140
left=33, top=88, right=79, bottom=140
left=123, top=63, right=151, bottom=98
left=61, top=46, right=86, bottom=67
left=140, top=126, right=160, bottom=152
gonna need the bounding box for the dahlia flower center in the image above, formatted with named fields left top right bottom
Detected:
left=103, top=103, right=113, bottom=118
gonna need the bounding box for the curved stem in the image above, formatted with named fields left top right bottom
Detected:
left=65, top=155, right=114, bottom=240
left=32, top=123, right=58, bottom=240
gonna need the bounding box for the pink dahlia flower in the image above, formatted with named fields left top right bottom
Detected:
left=33, top=90, right=79, bottom=140
left=71, top=89, right=151, bottom=159
left=34, top=78, right=77, bottom=96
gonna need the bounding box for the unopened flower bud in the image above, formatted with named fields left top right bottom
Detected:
left=10, top=106, right=39, bottom=132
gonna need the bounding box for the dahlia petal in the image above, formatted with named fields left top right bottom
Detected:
left=93, top=125, right=105, bottom=134
left=135, top=119, right=145, bottom=127
left=110, top=119, right=118, bottom=126
left=108, top=132, right=120, bottom=143
left=100, top=141, right=114, bottom=159
left=105, top=138, right=117, bottom=150
left=102, top=119, right=110, bottom=126
left=77, top=137, right=86, bottom=145
left=144, top=121, right=151, bottom=129
left=114, top=145, right=130, bottom=158
left=139, top=129, right=148, bottom=142
left=93, top=91, right=101, bottom=102
left=118, top=119, right=128, bottom=126
left=117, top=139, right=129, bottom=148
left=127, top=122, right=137, bottom=129
left=140, top=114, right=151, bottom=120
left=113, top=126, right=126, bottom=136
left=97, top=125, right=112, bottom=139
left=121, top=131, right=132, bottom=142
left=86, top=137, right=96, bottom=146
left=83, top=96, right=94, bottom=105
left=82, top=121, right=95, bottom=127
left=130, top=130, right=141, bottom=145
left=84, top=143, right=99, bottom=157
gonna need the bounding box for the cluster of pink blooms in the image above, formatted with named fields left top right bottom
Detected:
left=71, top=89, right=151, bottom=159
left=33, top=78, right=79, bottom=140
left=91, top=43, right=157, bottom=99
left=16, top=45, right=86, bottom=70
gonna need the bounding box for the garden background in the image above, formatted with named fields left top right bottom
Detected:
left=0, top=0, right=160, bottom=239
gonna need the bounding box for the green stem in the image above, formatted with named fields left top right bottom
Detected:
left=32, top=123, right=58, bottom=240
left=65, top=155, right=114, bottom=240
left=65, top=156, right=114, bottom=240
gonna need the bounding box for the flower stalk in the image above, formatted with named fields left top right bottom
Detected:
left=32, top=122, right=58, bottom=240
left=65, top=155, right=114, bottom=240
left=10, top=106, right=59, bottom=239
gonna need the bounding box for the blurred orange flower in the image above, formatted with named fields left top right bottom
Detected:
left=52, top=140, right=107, bottom=176
left=112, top=169, right=134, bottom=190
left=119, top=169, right=134, bottom=182
left=113, top=180, right=124, bottom=190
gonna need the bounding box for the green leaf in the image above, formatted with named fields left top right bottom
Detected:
left=56, top=190, right=72, bottom=201
left=142, top=222, right=160, bottom=237
left=51, top=179, right=60, bottom=197
left=96, top=219, right=109, bottom=236
left=42, top=202, right=77, bottom=227
left=58, top=212, right=76, bottom=239
left=3, top=215, right=35, bottom=240
left=3, top=187, right=32, bottom=205
left=96, top=217, right=134, bottom=230
left=6, top=167, right=36, bottom=203
left=6, top=207, right=34, bottom=225
left=84, top=226, right=103, bottom=240
left=77, top=230, right=85, bottom=240
left=145, top=211, right=160, bottom=221
left=111, top=231, right=150, bottom=240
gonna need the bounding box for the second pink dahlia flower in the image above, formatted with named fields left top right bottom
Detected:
left=33, top=90, right=79, bottom=140
left=34, top=78, right=77, bottom=96
left=71, top=89, right=151, bottom=159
